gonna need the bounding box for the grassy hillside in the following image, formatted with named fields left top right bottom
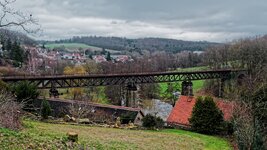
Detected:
left=45, top=43, right=121, bottom=54
left=0, top=120, right=232, bottom=150
left=45, top=43, right=91, bottom=49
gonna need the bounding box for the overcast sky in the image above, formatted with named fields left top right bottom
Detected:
left=12, top=0, right=267, bottom=42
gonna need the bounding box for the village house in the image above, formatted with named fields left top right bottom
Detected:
left=93, top=55, right=107, bottom=63
left=193, top=51, right=204, bottom=55
left=112, top=55, right=133, bottom=63
left=61, top=53, right=73, bottom=60
left=167, top=95, right=234, bottom=128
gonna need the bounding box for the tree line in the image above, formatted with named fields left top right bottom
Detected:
left=203, top=36, right=267, bottom=149
left=50, top=36, right=218, bottom=53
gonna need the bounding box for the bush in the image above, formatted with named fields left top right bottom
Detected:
left=142, top=114, right=164, bottom=129
left=189, top=96, right=224, bottom=134
left=11, top=81, right=39, bottom=110
left=41, top=99, right=52, bottom=119
left=224, top=121, right=234, bottom=135
left=120, top=112, right=137, bottom=124
left=0, top=80, right=8, bottom=91
left=0, top=91, right=22, bottom=130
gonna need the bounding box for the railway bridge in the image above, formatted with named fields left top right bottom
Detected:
left=1, top=69, right=246, bottom=106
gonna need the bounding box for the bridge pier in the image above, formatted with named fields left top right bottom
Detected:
left=123, top=82, right=138, bottom=107
left=181, top=81, right=193, bottom=96
left=218, top=78, right=226, bottom=98
left=49, top=81, right=59, bottom=98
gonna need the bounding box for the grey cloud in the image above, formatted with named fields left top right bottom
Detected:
left=12, top=0, right=267, bottom=42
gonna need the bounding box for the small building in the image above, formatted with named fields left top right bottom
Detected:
left=167, top=96, right=234, bottom=128
left=193, top=51, right=204, bottom=55
left=62, top=54, right=73, bottom=60
left=112, top=55, right=133, bottom=63
left=72, top=53, right=84, bottom=60
left=93, top=55, right=107, bottom=63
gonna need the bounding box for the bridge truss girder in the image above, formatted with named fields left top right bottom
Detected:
left=1, top=70, right=242, bottom=89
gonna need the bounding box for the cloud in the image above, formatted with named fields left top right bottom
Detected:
left=11, top=0, right=267, bottom=42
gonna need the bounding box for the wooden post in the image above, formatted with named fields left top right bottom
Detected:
left=67, top=132, right=78, bottom=142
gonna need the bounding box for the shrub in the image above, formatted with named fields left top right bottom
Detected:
left=0, top=91, right=22, bottom=130
left=120, top=112, right=136, bottom=124
left=11, top=81, right=39, bottom=110
left=41, top=99, right=52, bottom=119
left=142, top=114, right=164, bottom=129
left=189, top=96, right=224, bottom=134
left=155, top=116, right=165, bottom=128
left=0, top=80, right=8, bottom=91
left=224, top=121, right=234, bottom=135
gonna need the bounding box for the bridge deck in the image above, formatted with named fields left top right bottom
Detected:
left=0, top=69, right=245, bottom=89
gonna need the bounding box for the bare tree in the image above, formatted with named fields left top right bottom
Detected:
left=0, top=0, right=40, bottom=33
left=0, top=90, right=23, bottom=130
left=232, top=102, right=255, bottom=149
left=66, top=101, right=94, bottom=123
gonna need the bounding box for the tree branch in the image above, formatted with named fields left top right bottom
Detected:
left=0, top=0, right=40, bottom=33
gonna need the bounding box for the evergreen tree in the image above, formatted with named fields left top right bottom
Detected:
left=106, top=51, right=111, bottom=61
left=101, top=48, right=106, bottom=55
left=41, top=99, right=52, bottom=119
left=11, top=81, right=39, bottom=110
left=41, top=43, right=46, bottom=49
left=10, top=40, right=26, bottom=67
left=88, top=54, right=93, bottom=59
left=6, top=38, right=12, bottom=54
left=189, top=96, right=224, bottom=134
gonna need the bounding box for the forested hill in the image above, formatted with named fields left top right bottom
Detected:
left=56, top=36, right=219, bottom=53
left=0, top=29, right=36, bottom=45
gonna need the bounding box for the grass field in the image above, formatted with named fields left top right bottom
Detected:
left=45, top=43, right=91, bottom=49
left=45, top=43, right=121, bottom=54
left=175, top=66, right=208, bottom=72
left=0, top=120, right=232, bottom=150
left=40, top=87, right=109, bottom=104
left=159, top=66, right=207, bottom=98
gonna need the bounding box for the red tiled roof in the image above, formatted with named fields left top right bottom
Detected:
left=167, top=96, right=234, bottom=127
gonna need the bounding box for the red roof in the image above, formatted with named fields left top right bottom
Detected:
left=167, top=96, right=234, bottom=127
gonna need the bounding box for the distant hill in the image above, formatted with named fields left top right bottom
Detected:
left=0, top=29, right=36, bottom=45
left=54, top=36, right=219, bottom=53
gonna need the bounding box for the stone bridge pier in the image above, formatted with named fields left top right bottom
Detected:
left=181, top=81, right=193, bottom=96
